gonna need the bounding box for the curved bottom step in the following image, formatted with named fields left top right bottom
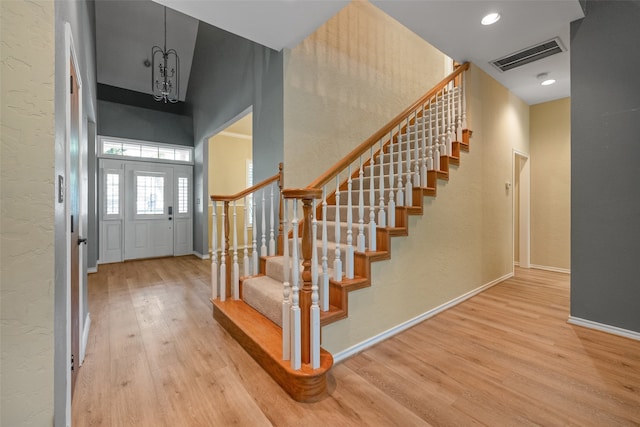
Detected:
left=212, top=298, right=333, bottom=402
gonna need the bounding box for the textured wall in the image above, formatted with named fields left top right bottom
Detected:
left=283, top=1, right=449, bottom=188
left=530, top=98, right=571, bottom=270
left=1, top=1, right=56, bottom=425
left=571, top=1, right=640, bottom=332
left=322, top=65, right=530, bottom=354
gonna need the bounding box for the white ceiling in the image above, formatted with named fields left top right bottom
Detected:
left=372, top=0, right=585, bottom=105
left=152, top=0, right=350, bottom=51
left=96, top=0, right=585, bottom=106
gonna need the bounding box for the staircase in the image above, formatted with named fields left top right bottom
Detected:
left=211, top=63, right=471, bottom=402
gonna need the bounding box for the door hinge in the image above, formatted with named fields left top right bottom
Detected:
left=71, top=354, right=75, bottom=371
left=70, top=75, right=73, bottom=94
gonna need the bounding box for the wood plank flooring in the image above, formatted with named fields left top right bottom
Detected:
left=72, top=258, right=640, bottom=426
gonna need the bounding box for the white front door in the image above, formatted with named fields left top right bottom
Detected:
left=124, top=163, right=174, bottom=260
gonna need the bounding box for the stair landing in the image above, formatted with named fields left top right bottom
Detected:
left=212, top=297, right=333, bottom=402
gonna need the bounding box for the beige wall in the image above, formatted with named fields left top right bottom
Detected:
left=530, top=98, right=571, bottom=270
left=208, top=134, right=252, bottom=196
left=283, top=0, right=449, bottom=188
left=322, top=64, right=530, bottom=354
left=1, top=1, right=56, bottom=424
left=208, top=131, right=254, bottom=252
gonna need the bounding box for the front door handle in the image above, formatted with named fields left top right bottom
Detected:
left=78, top=237, right=87, bottom=245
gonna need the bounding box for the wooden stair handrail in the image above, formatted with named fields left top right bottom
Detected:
left=211, top=162, right=283, bottom=203
left=306, top=62, right=469, bottom=190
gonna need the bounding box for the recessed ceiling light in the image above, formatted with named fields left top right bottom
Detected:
left=481, top=12, right=501, bottom=26
left=536, top=72, right=556, bottom=86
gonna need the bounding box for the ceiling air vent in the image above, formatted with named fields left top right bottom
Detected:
left=490, top=37, right=566, bottom=72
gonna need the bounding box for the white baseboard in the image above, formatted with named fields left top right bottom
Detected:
left=80, top=313, right=91, bottom=366
left=332, top=272, right=514, bottom=363
left=530, top=264, right=570, bottom=274
left=193, top=251, right=210, bottom=260
left=88, top=266, right=98, bottom=274
left=513, top=261, right=519, bottom=267
left=568, top=316, right=640, bottom=341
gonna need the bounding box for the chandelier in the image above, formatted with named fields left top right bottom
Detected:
left=151, top=7, right=180, bottom=103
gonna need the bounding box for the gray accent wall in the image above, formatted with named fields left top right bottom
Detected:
left=97, top=100, right=194, bottom=146
left=571, top=0, right=640, bottom=333
left=187, top=22, right=284, bottom=256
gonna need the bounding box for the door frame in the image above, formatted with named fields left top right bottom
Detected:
left=64, top=21, right=83, bottom=419
left=513, top=149, right=530, bottom=269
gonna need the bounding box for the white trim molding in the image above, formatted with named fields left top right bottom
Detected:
left=567, top=316, right=640, bottom=341
left=333, top=272, right=514, bottom=363
left=193, top=251, right=210, bottom=260
left=530, top=264, right=570, bottom=274
left=80, top=313, right=91, bottom=366
left=88, top=266, right=98, bottom=274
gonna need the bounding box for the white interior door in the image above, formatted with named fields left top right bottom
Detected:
left=124, top=163, right=174, bottom=260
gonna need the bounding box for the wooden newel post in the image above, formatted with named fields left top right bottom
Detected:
left=277, top=163, right=284, bottom=256
left=283, top=188, right=322, bottom=366
left=223, top=201, right=231, bottom=299
left=300, top=195, right=314, bottom=364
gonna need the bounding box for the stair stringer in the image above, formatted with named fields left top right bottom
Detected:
left=320, top=137, right=484, bottom=355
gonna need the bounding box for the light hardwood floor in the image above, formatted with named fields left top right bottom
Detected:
left=72, top=257, right=640, bottom=426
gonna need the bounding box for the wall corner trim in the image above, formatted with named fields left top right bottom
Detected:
left=568, top=316, right=640, bottom=342
left=193, top=251, right=210, bottom=260
left=332, top=272, right=514, bottom=363
left=530, top=264, right=570, bottom=274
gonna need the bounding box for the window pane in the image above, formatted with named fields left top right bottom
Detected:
left=136, top=175, right=164, bottom=215
left=175, top=149, right=190, bottom=162
left=140, top=145, right=159, bottom=159
left=158, top=147, right=175, bottom=160
left=106, top=173, right=119, bottom=215
left=178, top=177, right=188, bottom=214
left=103, top=141, right=123, bottom=155
left=122, top=143, right=141, bottom=157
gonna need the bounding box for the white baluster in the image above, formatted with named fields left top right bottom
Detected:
left=378, top=138, right=386, bottom=228
left=427, top=101, right=434, bottom=171
left=414, top=110, right=421, bottom=188
left=357, top=156, right=365, bottom=252
left=260, top=189, right=267, bottom=256
left=334, top=175, right=342, bottom=281
left=447, top=84, right=453, bottom=156
left=282, top=198, right=290, bottom=360
left=211, top=200, right=218, bottom=299
left=405, top=116, right=413, bottom=207
left=232, top=200, right=239, bottom=300
left=243, top=197, right=249, bottom=278
left=269, top=184, right=275, bottom=256
left=368, top=146, right=377, bottom=251
left=220, top=205, right=226, bottom=302
left=321, top=186, right=329, bottom=311
left=311, top=198, right=320, bottom=369
left=421, top=105, right=427, bottom=186
left=456, top=80, right=462, bottom=142
left=388, top=129, right=396, bottom=227
left=396, top=123, right=404, bottom=207
left=290, top=199, right=301, bottom=370
left=462, top=71, right=467, bottom=130
left=440, top=90, right=447, bottom=158
left=346, top=165, right=354, bottom=280
left=434, top=95, right=441, bottom=171
left=252, top=193, right=258, bottom=275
